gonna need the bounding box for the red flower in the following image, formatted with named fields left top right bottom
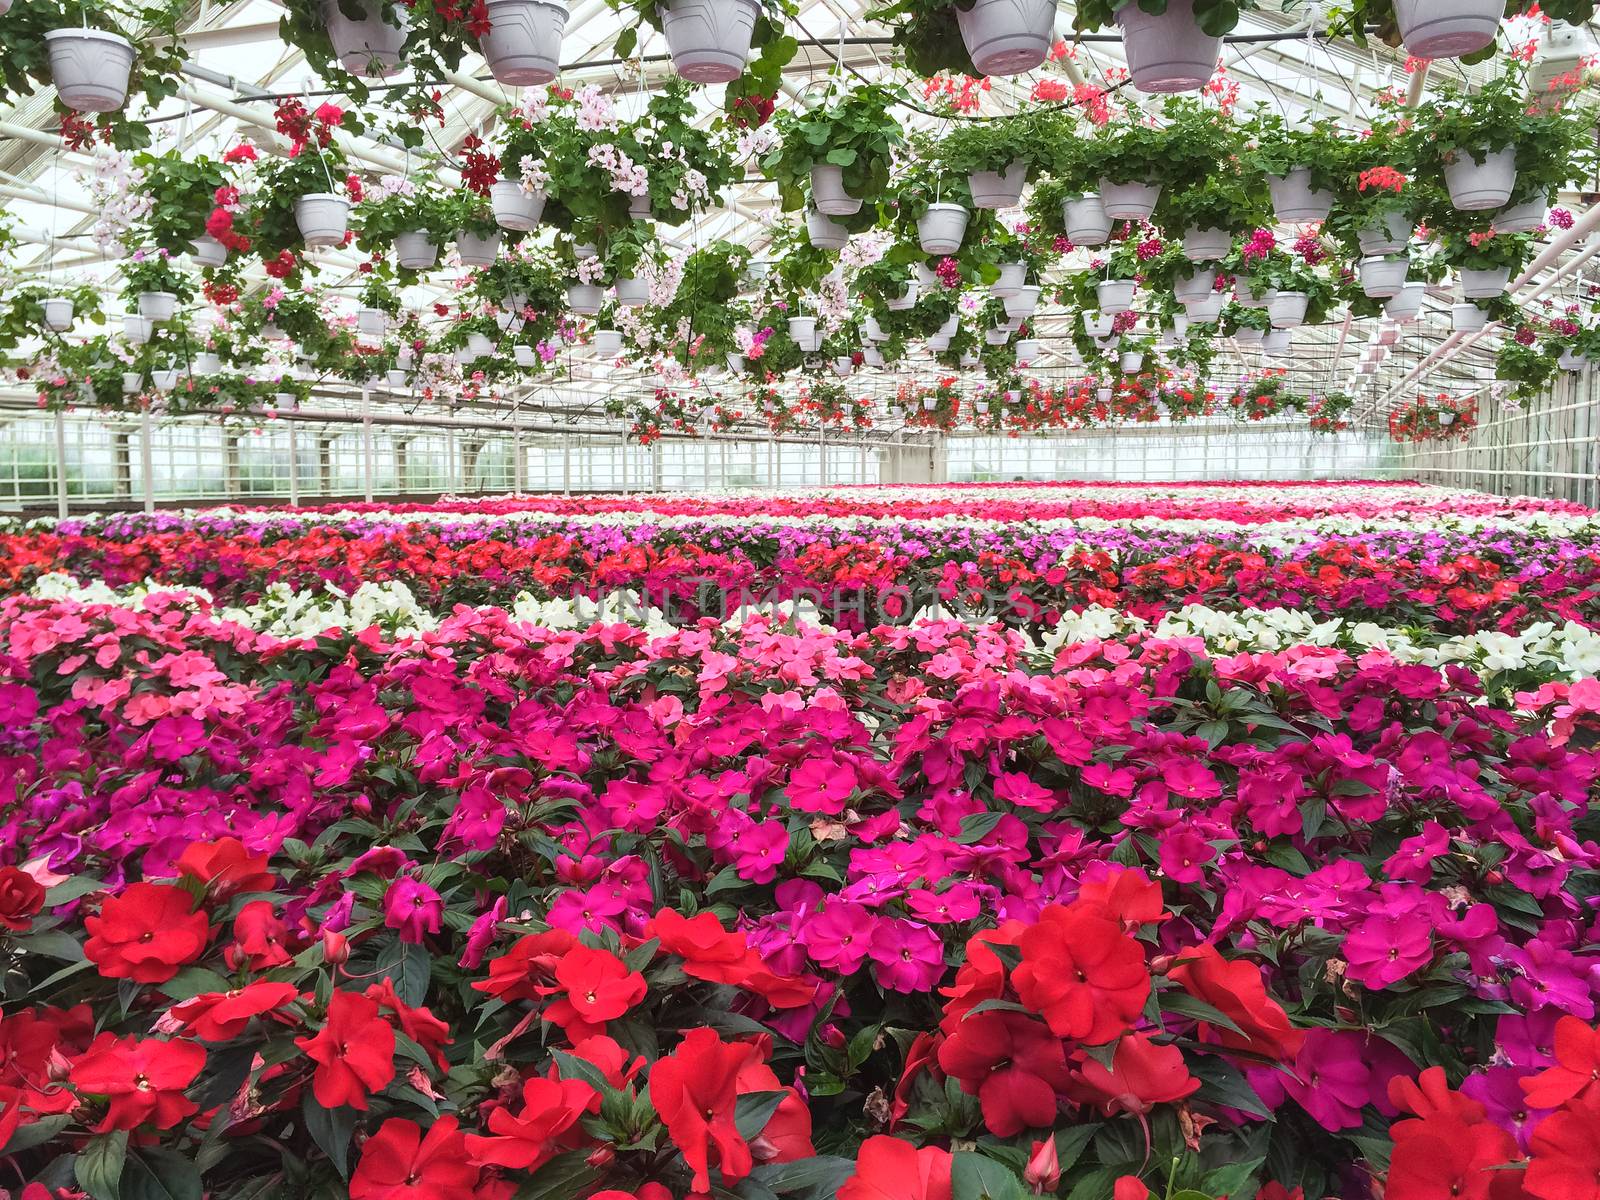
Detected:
left=0, top=865, right=46, bottom=930
left=474, top=929, right=579, bottom=1002
left=1168, top=944, right=1304, bottom=1060
left=84, top=882, right=209, bottom=984
left=223, top=141, right=257, bottom=163
left=1012, top=902, right=1150, bottom=1045
left=174, top=837, right=275, bottom=900
left=464, top=1076, right=597, bottom=1170
left=937, top=1011, right=1071, bottom=1136
left=295, top=990, right=396, bottom=1110
left=366, top=978, right=452, bottom=1072
left=351, top=1116, right=480, bottom=1200
left=838, top=1135, right=952, bottom=1200
left=1527, top=1101, right=1600, bottom=1200
left=1523, top=1017, right=1600, bottom=1109
left=226, top=900, right=295, bottom=971
left=736, top=1058, right=814, bottom=1164
left=1387, top=1067, right=1524, bottom=1200
left=648, top=1028, right=755, bottom=1191
left=1067, top=1033, right=1198, bottom=1117
left=170, top=980, right=298, bottom=1040
left=68, top=1033, right=205, bottom=1131
left=543, top=945, right=646, bottom=1039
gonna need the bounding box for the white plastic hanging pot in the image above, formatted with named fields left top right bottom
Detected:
left=397, top=348, right=414, bottom=369
left=456, top=231, right=502, bottom=266
left=809, top=164, right=862, bottom=217
left=615, top=276, right=651, bottom=307
left=968, top=162, right=1026, bottom=209
left=490, top=180, right=546, bottom=231
left=190, top=235, right=229, bottom=268
left=272, top=391, right=299, bottom=409
left=726, top=352, right=745, bottom=374
left=1356, top=211, right=1412, bottom=256
left=803, top=329, right=825, bottom=352
left=1262, top=328, right=1293, bottom=355
left=138, top=291, right=178, bottom=322
left=1182, top=226, right=1230, bottom=262
left=805, top=208, right=849, bottom=250
left=660, top=0, right=761, bottom=83
left=1234, top=281, right=1277, bottom=308
left=1459, top=266, right=1511, bottom=299
left=1014, top=339, right=1040, bottom=362
left=479, top=0, right=568, bottom=85
left=1097, top=279, right=1136, bottom=315
left=1451, top=302, right=1489, bottom=333
left=357, top=307, right=389, bottom=337
left=1062, top=195, right=1112, bottom=246
left=322, top=0, right=408, bottom=77
left=122, top=314, right=153, bottom=344
left=864, top=316, right=888, bottom=342
left=938, top=314, right=960, bottom=338
left=262, top=322, right=287, bottom=341
left=833, top=356, right=853, bottom=377
left=1096, top=385, right=1113, bottom=403
left=567, top=283, right=603, bottom=315
left=1115, top=0, right=1220, bottom=93
left=1394, top=0, right=1502, bottom=59
left=886, top=282, right=919, bottom=311
left=44, top=29, right=134, bottom=112
left=628, top=193, right=653, bottom=221
left=1004, top=285, right=1041, bottom=320
left=984, top=326, right=1010, bottom=346
left=594, top=329, right=623, bottom=357
left=1083, top=312, right=1115, bottom=339
left=121, top=372, right=142, bottom=395
left=955, top=0, right=1055, bottom=76
left=1443, top=147, right=1517, bottom=212
left=151, top=368, right=180, bottom=391
left=395, top=231, right=439, bottom=270
left=918, top=203, right=970, bottom=255
left=384, top=369, right=409, bottom=388
left=193, top=352, right=222, bottom=375
left=915, top=263, right=940, bottom=289
left=990, top=261, right=1026, bottom=299
left=1558, top=351, right=1590, bottom=372
left=294, top=192, right=351, bottom=248
left=1267, top=167, right=1333, bottom=223
left=1359, top=255, right=1407, bottom=298
left=1234, top=326, right=1264, bottom=347
left=1185, top=292, right=1226, bottom=322
left=928, top=334, right=951, bottom=351
left=42, top=297, right=75, bottom=331
left=513, top=344, right=538, bottom=367
left=864, top=348, right=885, bottom=367
left=960, top=351, right=980, bottom=367
left=1174, top=269, right=1214, bottom=306
left=923, top=395, right=939, bottom=412
left=787, top=315, right=816, bottom=343
left=1268, top=290, right=1309, bottom=329
left=467, top=332, right=496, bottom=359
left=1098, top=179, right=1161, bottom=223
left=1494, top=196, right=1548, bottom=234
left=1385, top=281, right=1427, bottom=322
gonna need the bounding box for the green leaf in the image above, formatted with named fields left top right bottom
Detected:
left=734, top=1090, right=788, bottom=1139
left=613, top=25, right=637, bottom=58
left=1203, top=1157, right=1264, bottom=1198
left=122, top=1150, right=205, bottom=1200
left=748, top=1156, right=856, bottom=1199
left=76, top=1131, right=129, bottom=1200
left=951, top=1151, right=1026, bottom=1200
left=159, top=966, right=232, bottom=1002
left=374, top=936, right=431, bottom=1007
left=301, top=1095, right=356, bottom=1178
left=1159, top=991, right=1246, bottom=1037
left=514, top=1150, right=601, bottom=1200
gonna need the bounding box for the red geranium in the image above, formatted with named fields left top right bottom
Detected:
left=68, top=1033, right=205, bottom=1131
left=1012, top=902, right=1150, bottom=1045
left=474, top=929, right=579, bottom=1002
left=83, top=882, right=210, bottom=984
left=542, top=945, right=646, bottom=1039
left=648, top=1028, right=755, bottom=1192
left=1067, top=1033, right=1199, bottom=1117
left=295, top=989, right=396, bottom=1110
left=464, top=1076, right=597, bottom=1170
left=351, top=1116, right=480, bottom=1200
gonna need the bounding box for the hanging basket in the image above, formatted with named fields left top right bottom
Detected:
left=806, top=208, right=848, bottom=250
left=1181, top=226, right=1230, bottom=263
left=1394, top=0, right=1502, bottom=59
left=1185, top=292, right=1226, bottom=322
left=122, top=372, right=143, bottom=396
left=479, top=0, right=568, bottom=86
left=293, top=192, right=351, bottom=248
left=1174, top=269, right=1213, bottom=305
left=1098, top=179, right=1161, bottom=223
left=1356, top=211, right=1412, bottom=256
left=1493, top=196, right=1547, bottom=235
left=1262, top=329, right=1293, bottom=355
left=968, top=162, right=1026, bottom=209
left=1267, top=168, right=1333, bottom=223
left=615, top=276, right=651, bottom=307
left=1450, top=302, right=1489, bottom=333
left=1097, top=279, right=1136, bottom=315
left=594, top=329, right=624, bottom=357
left=629, top=193, right=653, bottom=220
left=44, top=28, right=134, bottom=113
left=1558, top=351, right=1590, bottom=372
left=395, top=231, right=439, bottom=270
left=137, top=291, right=179, bottom=322
left=917, top=203, right=970, bottom=255
left=660, top=0, right=761, bottom=83
left=1443, top=147, right=1517, bottom=212
left=1062, top=195, right=1112, bottom=246
left=124, top=314, right=154, bottom=343
left=567, top=283, right=603, bottom=315
left=193, top=352, right=222, bottom=374
left=1359, top=255, right=1407, bottom=298
left=1083, top=312, right=1116, bottom=339
left=386, top=369, right=410, bottom=388
left=984, top=327, right=1010, bottom=346
left=1004, top=285, right=1041, bottom=320
left=190, top=235, right=229, bottom=268
left=885, top=282, right=919, bottom=311
left=42, top=298, right=75, bottom=332
left=322, top=0, right=409, bottom=77
left=787, top=315, right=816, bottom=343
left=357, top=308, right=389, bottom=336
left=990, top=262, right=1026, bottom=300
left=490, top=180, right=546, bottom=231
left=955, top=0, right=1055, bottom=77
left=456, top=231, right=502, bottom=267
left=832, top=357, right=853, bottom=378
left=1459, top=266, right=1511, bottom=299
left=1385, top=281, right=1427, bottom=322
left=1234, top=281, right=1277, bottom=309
left=1114, top=0, right=1220, bottom=94
left=151, top=369, right=181, bottom=391
left=1234, top=326, right=1264, bottom=347
left=1268, top=290, right=1309, bottom=329
left=1014, top=339, right=1040, bottom=363
left=810, top=164, right=862, bottom=217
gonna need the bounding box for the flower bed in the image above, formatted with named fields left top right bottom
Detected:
left=3, top=482, right=1600, bottom=1200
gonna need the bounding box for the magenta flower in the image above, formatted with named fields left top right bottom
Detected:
left=867, top=918, right=945, bottom=994
left=1343, top=911, right=1433, bottom=989
left=382, top=876, right=443, bottom=944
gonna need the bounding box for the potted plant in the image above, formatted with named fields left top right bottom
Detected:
left=1491, top=70, right=1598, bottom=233
left=130, top=150, right=229, bottom=260
left=609, top=0, right=794, bottom=86
left=940, top=108, right=1065, bottom=210
left=871, top=0, right=1057, bottom=79
left=120, top=248, right=192, bottom=323
left=1088, top=116, right=1174, bottom=223
left=1388, top=390, right=1478, bottom=440
left=450, top=190, right=506, bottom=265
left=1247, top=110, right=1351, bottom=224
left=762, top=84, right=906, bottom=233
left=355, top=172, right=460, bottom=274
left=241, top=100, right=359, bottom=265
left=277, top=0, right=409, bottom=91
left=479, top=0, right=569, bottom=85
left=1413, top=72, right=1542, bottom=212
left=1329, top=0, right=1512, bottom=62
left=1436, top=229, right=1532, bottom=299
left=1071, top=0, right=1246, bottom=92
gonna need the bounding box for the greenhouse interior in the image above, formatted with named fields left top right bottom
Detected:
left=4, top=1, right=1600, bottom=1199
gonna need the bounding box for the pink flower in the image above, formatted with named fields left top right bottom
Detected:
left=1343, top=911, right=1432, bottom=989
left=383, top=876, right=443, bottom=943
left=868, top=919, right=945, bottom=993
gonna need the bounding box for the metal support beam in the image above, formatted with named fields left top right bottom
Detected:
left=139, top=410, right=155, bottom=514
left=53, top=412, right=69, bottom=519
